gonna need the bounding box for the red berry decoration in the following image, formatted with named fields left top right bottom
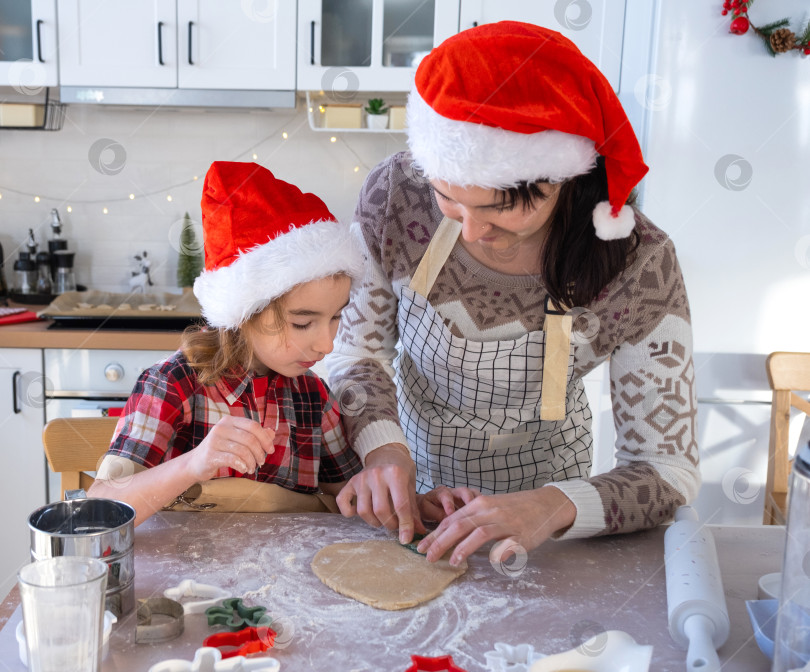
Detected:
left=721, top=9, right=728, bottom=15
left=805, top=47, right=810, bottom=55
left=730, top=16, right=750, bottom=35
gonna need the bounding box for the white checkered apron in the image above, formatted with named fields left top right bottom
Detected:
left=396, top=219, right=593, bottom=495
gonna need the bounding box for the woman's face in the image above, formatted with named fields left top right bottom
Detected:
left=246, top=274, right=351, bottom=377
left=430, top=179, right=562, bottom=253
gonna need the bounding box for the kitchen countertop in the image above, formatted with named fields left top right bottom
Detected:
left=0, top=512, right=784, bottom=671
left=0, top=302, right=183, bottom=350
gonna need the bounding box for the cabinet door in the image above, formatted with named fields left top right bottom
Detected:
left=0, top=349, right=47, bottom=600
left=177, top=0, right=296, bottom=90
left=297, top=0, right=459, bottom=93
left=0, top=0, right=58, bottom=87
left=57, top=0, right=177, bottom=88
left=458, top=0, right=625, bottom=92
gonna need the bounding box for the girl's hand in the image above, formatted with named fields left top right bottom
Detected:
left=416, top=486, right=576, bottom=567
left=417, top=485, right=480, bottom=523
left=185, top=415, right=275, bottom=483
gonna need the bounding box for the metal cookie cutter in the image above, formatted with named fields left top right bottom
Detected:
left=203, top=626, right=277, bottom=659
left=164, top=579, right=230, bottom=615
left=484, top=642, right=545, bottom=672
left=136, top=597, right=185, bottom=644
left=206, top=597, right=273, bottom=631
left=148, top=646, right=280, bottom=672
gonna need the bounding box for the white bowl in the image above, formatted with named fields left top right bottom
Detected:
left=758, top=572, right=782, bottom=600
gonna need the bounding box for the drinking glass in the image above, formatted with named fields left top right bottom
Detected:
left=18, top=556, right=108, bottom=672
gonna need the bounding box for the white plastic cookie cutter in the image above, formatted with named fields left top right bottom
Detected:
left=529, top=631, right=652, bottom=672
left=164, top=579, right=230, bottom=614
left=484, top=642, right=545, bottom=672
left=149, top=647, right=280, bottom=672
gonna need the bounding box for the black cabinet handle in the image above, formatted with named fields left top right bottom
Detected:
left=472, top=21, right=479, bottom=27
left=310, top=20, right=315, bottom=65
left=36, top=19, right=44, bottom=62
left=12, top=371, right=21, bottom=414
left=188, top=21, right=194, bottom=65
left=157, top=21, right=165, bottom=65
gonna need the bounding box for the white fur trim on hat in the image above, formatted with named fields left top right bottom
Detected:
left=193, top=220, right=365, bottom=329
left=593, top=201, right=636, bottom=240
left=406, top=90, right=598, bottom=189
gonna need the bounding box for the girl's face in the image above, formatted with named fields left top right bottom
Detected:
left=247, top=274, right=351, bottom=377
left=430, top=179, right=562, bottom=252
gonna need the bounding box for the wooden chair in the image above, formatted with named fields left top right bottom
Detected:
left=42, top=417, right=119, bottom=499
left=764, top=352, right=810, bottom=525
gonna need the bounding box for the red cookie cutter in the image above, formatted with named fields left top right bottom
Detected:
left=405, top=655, right=468, bottom=672
left=202, top=625, right=277, bottom=659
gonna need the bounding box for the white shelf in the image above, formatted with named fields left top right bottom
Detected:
left=304, top=91, right=406, bottom=134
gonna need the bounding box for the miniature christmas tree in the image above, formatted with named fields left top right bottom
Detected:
left=177, top=212, right=203, bottom=290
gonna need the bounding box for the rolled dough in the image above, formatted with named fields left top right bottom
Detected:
left=311, top=540, right=467, bottom=610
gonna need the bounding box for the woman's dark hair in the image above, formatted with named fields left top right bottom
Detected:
left=499, top=156, right=640, bottom=309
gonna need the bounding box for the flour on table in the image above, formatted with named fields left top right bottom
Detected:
left=311, top=540, right=467, bottom=611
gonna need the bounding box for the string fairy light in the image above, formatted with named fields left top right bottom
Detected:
left=0, top=113, right=364, bottom=209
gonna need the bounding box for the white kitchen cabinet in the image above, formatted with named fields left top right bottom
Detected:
left=57, top=0, right=177, bottom=88
left=0, top=348, right=47, bottom=600
left=297, top=0, right=460, bottom=93
left=0, top=0, right=58, bottom=87
left=458, top=0, right=626, bottom=92
left=177, top=0, right=295, bottom=90
left=58, top=0, right=295, bottom=96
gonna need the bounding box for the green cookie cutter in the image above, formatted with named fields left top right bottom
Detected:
left=205, top=597, right=273, bottom=631
left=400, top=532, right=428, bottom=555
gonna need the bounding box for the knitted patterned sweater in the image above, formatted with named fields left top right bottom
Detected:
left=326, top=152, right=700, bottom=540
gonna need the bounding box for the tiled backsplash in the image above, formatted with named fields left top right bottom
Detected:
left=0, top=103, right=406, bottom=293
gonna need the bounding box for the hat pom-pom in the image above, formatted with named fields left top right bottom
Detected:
left=593, top=201, right=635, bottom=241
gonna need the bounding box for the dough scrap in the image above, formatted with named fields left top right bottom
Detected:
left=311, top=540, right=467, bottom=610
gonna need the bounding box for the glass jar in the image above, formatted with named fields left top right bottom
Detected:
left=35, top=251, right=52, bottom=294
left=13, top=253, right=37, bottom=294
left=53, top=250, right=76, bottom=295
left=772, top=442, right=810, bottom=671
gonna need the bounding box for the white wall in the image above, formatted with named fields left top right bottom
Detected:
left=0, top=103, right=406, bottom=293
left=636, top=0, right=810, bottom=525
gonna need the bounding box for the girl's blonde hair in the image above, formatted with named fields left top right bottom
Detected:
left=181, top=297, right=287, bottom=385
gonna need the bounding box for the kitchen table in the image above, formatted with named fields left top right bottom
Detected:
left=0, top=512, right=783, bottom=671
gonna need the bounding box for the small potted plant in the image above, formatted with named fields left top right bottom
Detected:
left=364, top=98, right=389, bottom=130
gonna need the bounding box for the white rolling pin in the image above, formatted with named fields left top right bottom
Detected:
left=664, top=506, right=730, bottom=672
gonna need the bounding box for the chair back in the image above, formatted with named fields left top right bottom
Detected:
left=42, top=417, right=119, bottom=499
left=764, top=352, right=810, bottom=525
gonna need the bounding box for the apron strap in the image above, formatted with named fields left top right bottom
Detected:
left=409, top=217, right=463, bottom=297
left=408, top=216, right=574, bottom=422
left=541, top=296, right=572, bottom=421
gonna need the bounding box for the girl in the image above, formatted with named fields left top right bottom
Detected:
left=89, top=161, right=365, bottom=526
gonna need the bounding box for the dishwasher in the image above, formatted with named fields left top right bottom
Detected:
left=43, top=348, right=173, bottom=501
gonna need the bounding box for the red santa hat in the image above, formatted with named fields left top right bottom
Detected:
left=194, top=161, right=364, bottom=329
left=406, top=21, right=649, bottom=240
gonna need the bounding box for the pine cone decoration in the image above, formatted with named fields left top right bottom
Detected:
left=770, top=28, right=796, bottom=53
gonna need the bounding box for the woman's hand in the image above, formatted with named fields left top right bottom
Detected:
left=416, top=486, right=577, bottom=567
left=417, top=485, right=480, bottom=523
left=185, top=415, right=275, bottom=483
left=336, top=443, right=425, bottom=544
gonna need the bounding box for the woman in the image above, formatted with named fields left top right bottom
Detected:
left=326, top=22, right=699, bottom=566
